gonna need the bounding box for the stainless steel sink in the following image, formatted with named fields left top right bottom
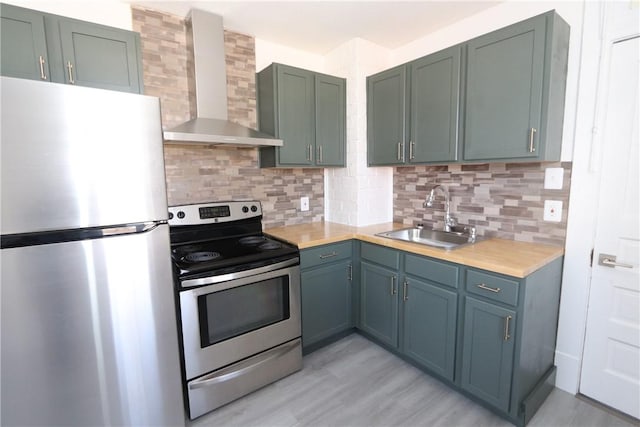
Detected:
left=375, top=227, right=480, bottom=250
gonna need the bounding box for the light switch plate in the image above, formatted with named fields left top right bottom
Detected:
left=300, top=196, right=309, bottom=212
left=544, top=167, right=564, bottom=190
left=544, top=200, right=563, bottom=222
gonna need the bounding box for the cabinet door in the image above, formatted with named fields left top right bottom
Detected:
left=367, top=65, right=407, bottom=165
left=410, top=46, right=460, bottom=163
left=315, top=74, right=346, bottom=166
left=276, top=65, right=315, bottom=166
left=0, top=4, right=49, bottom=81
left=57, top=19, right=142, bottom=93
left=301, top=260, right=352, bottom=348
left=402, top=278, right=457, bottom=380
left=463, top=15, right=545, bottom=160
left=461, top=297, right=516, bottom=412
left=360, top=261, right=398, bottom=348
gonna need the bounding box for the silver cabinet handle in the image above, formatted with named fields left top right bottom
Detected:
left=66, top=60, right=75, bottom=84
left=348, top=264, right=353, bottom=281
left=390, top=276, right=397, bottom=295
left=319, top=251, right=337, bottom=259
left=38, top=55, right=47, bottom=80
left=306, top=144, right=313, bottom=161
left=598, top=253, right=633, bottom=269
left=504, top=315, right=512, bottom=341
left=529, top=128, right=537, bottom=153
left=403, top=280, right=408, bottom=301
left=477, top=283, right=501, bottom=293
left=409, top=141, right=415, bottom=160
left=318, top=145, right=323, bottom=163
left=397, top=142, right=402, bottom=160
left=400, top=141, right=405, bottom=162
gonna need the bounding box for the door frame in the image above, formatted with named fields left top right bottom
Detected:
left=555, top=0, right=640, bottom=396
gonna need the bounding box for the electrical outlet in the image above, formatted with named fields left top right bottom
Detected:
left=544, top=167, right=564, bottom=190
left=543, top=200, right=563, bottom=222
left=300, top=196, right=309, bottom=212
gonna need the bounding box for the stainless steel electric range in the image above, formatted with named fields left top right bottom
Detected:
left=168, top=201, right=302, bottom=419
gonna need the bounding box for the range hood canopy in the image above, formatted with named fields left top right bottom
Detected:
left=163, top=9, right=282, bottom=147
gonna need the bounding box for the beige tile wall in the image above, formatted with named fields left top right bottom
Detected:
left=132, top=7, right=324, bottom=227
left=394, top=162, right=572, bottom=246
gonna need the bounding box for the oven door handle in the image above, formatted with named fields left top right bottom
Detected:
left=188, top=339, right=300, bottom=390
left=181, top=257, right=300, bottom=288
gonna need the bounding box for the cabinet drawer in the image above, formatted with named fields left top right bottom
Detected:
left=301, top=241, right=352, bottom=269
left=405, top=254, right=459, bottom=288
left=361, top=242, right=400, bottom=270
left=465, top=269, right=519, bottom=306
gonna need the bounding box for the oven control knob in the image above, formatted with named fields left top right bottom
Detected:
left=168, top=212, right=174, bottom=220
left=251, top=205, right=258, bottom=212
left=242, top=206, right=249, bottom=213
left=177, top=211, right=185, bottom=219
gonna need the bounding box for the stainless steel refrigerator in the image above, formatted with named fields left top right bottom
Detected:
left=0, top=76, right=185, bottom=426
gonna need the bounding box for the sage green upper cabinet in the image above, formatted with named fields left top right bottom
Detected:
left=1, top=4, right=49, bottom=81
left=0, top=4, right=143, bottom=94
left=51, top=19, right=143, bottom=93
left=463, top=11, right=569, bottom=161
left=258, top=63, right=346, bottom=168
left=410, top=45, right=461, bottom=163
left=367, top=65, right=407, bottom=165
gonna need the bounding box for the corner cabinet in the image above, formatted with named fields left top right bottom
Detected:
left=257, top=63, right=346, bottom=168
left=1, top=3, right=143, bottom=94
left=463, top=12, right=569, bottom=161
left=366, top=10, right=569, bottom=165
left=300, top=242, right=354, bottom=352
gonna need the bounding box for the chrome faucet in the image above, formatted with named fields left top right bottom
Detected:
left=424, top=185, right=458, bottom=232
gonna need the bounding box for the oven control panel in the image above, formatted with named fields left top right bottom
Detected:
left=168, top=201, right=262, bottom=226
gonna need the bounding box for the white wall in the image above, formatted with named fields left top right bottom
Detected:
left=255, top=39, right=325, bottom=74
left=3, top=0, right=133, bottom=29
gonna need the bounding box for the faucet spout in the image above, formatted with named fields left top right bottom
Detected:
left=424, top=185, right=457, bottom=232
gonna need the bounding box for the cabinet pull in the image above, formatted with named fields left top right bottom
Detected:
left=397, top=142, right=402, bottom=161
left=409, top=141, right=415, bottom=160
left=529, top=128, right=537, bottom=153
left=307, top=144, right=313, bottom=161
left=477, top=283, right=501, bottom=293
left=390, top=276, right=397, bottom=295
left=403, top=280, right=408, bottom=301
left=347, top=264, right=353, bottom=281
left=504, top=315, right=512, bottom=341
left=66, top=61, right=75, bottom=84
left=319, top=251, right=337, bottom=259
left=38, top=56, right=47, bottom=80
left=318, top=145, right=323, bottom=163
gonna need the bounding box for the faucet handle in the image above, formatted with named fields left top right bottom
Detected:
left=464, top=225, right=477, bottom=240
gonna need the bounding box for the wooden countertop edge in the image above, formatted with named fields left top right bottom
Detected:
left=266, top=222, right=564, bottom=278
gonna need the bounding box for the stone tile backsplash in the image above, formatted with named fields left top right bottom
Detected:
left=394, top=162, right=572, bottom=246
left=132, top=7, right=324, bottom=227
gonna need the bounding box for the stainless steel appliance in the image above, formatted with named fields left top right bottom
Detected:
left=169, top=201, right=302, bottom=419
left=0, top=77, right=185, bottom=426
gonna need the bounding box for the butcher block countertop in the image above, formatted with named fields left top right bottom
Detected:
left=265, top=221, right=564, bottom=278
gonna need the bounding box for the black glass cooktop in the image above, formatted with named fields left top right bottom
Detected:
left=171, top=234, right=299, bottom=278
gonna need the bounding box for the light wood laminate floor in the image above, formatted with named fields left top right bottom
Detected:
left=190, top=334, right=638, bottom=427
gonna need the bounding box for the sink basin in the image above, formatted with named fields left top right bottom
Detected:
left=375, top=227, right=479, bottom=250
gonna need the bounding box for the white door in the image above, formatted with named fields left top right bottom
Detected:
left=579, top=4, right=640, bottom=418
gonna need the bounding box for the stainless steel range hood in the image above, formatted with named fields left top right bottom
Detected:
left=163, top=10, right=282, bottom=147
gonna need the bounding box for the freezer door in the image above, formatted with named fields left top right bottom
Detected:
left=0, top=76, right=168, bottom=235
left=1, top=224, right=185, bottom=426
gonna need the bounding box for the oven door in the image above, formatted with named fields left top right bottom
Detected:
left=179, top=260, right=301, bottom=380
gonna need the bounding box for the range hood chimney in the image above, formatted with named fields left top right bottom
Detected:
left=163, top=9, right=282, bottom=147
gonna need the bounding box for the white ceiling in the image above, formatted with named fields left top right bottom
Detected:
left=129, top=1, right=502, bottom=54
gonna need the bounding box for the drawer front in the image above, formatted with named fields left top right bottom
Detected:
left=361, top=242, right=400, bottom=270
left=465, top=269, right=519, bottom=306
left=301, top=241, right=352, bottom=269
left=405, top=254, right=459, bottom=288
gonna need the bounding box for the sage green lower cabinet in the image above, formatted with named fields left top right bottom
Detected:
left=300, top=242, right=353, bottom=352
left=360, top=261, right=399, bottom=348
left=460, top=297, right=516, bottom=412
left=403, top=278, right=457, bottom=380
